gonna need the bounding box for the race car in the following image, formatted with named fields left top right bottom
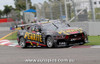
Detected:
left=17, top=22, right=88, bottom=48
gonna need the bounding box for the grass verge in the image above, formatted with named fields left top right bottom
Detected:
left=85, top=36, right=100, bottom=45
left=4, top=32, right=17, bottom=40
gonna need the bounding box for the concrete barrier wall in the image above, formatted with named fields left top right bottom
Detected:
left=70, top=22, right=100, bottom=36
left=0, top=22, right=15, bottom=27
left=88, top=22, right=100, bottom=36
left=0, top=18, right=13, bottom=23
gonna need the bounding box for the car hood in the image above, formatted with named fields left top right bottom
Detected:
left=57, top=27, right=83, bottom=35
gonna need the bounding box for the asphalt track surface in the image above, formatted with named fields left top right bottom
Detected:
left=0, top=46, right=100, bottom=64
left=0, top=22, right=14, bottom=38
left=0, top=27, right=13, bottom=38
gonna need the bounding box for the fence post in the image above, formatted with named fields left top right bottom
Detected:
left=59, top=1, right=63, bottom=20
left=64, top=0, right=68, bottom=22
left=89, top=0, right=96, bottom=21
left=49, top=2, right=53, bottom=20
left=71, top=0, right=77, bottom=22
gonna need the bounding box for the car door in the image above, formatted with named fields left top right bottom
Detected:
left=30, top=25, right=43, bottom=43
left=24, top=26, right=34, bottom=40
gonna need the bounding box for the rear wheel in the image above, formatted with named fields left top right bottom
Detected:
left=46, top=37, right=54, bottom=48
left=19, top=37, right=27, bottom=48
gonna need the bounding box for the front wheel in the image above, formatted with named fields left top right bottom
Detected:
left=46, top=37, right=54, bottom=48
left=84, top=37, right=88, bottom=43
left=79, top=37, right=88, bottom=45
left=19, top=37, right=27, bottom=48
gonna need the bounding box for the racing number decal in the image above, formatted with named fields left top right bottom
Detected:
left=24, top=32, right=43, bottom=42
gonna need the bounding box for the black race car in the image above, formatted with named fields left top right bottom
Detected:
left=17, top=22, right=88, bottom=48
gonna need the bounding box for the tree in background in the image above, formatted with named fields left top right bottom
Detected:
left=3, top=5, right=13, bottom=17
left=0, top=10, right=3, bottom=18
left=88, top=8, right=100, bottom=20
left=38, top=0, right=65, bottom=19
left=15, top=0, right=27, bottom=10
left=44, top=1, right=51, bottom=19
left=13, top=0, right=36, bottom=22
left=14, top=0, right=35, bottom=10
left=95, top=8, right=100, bottom=20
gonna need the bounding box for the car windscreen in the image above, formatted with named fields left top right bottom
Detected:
left=42, top=23, right=58, bottom=31
left=41, top=23, right=70, bottom=31
left=54, top=23, right=70, bottom=29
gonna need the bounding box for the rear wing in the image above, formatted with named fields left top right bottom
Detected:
left=15, top=23, right=35, bottom=30
left=16, top=23, right=35, bottom=27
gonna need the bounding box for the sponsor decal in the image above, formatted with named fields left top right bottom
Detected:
left=58, top=29, right=83, bottom=35
left=24, top=32, right=43, bottom=42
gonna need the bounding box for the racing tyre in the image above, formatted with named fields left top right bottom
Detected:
left=84, top=37, right=88, bottom=43
left=19, top=37, right=27, bottom=48
left=79, top=37, right=88, bottom=45
left=46, top=37, right=54, bottom=48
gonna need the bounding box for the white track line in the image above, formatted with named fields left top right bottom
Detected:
left=0, top=40, right=9, bottom=42
left=91, top=46, right=100, bottom=48
left=0, top=42, right=10, bottom=45
left=8, top=44, right=18, bottom=47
